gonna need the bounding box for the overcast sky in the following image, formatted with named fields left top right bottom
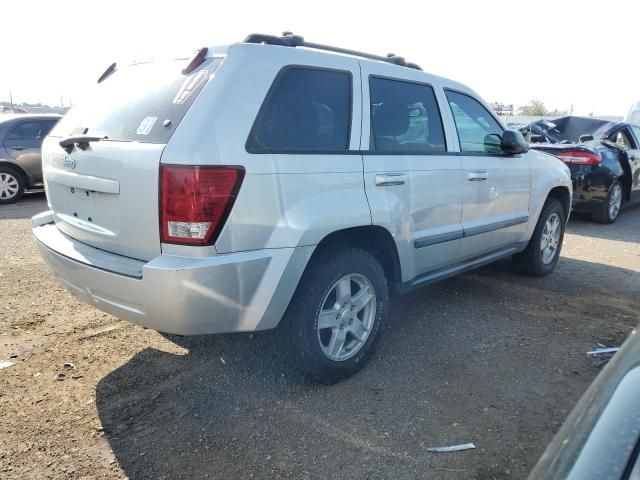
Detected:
left=2, top=0, right=638, bottom=116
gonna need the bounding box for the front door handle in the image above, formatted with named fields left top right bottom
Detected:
left=11, top=146, right=27, bottom=151
left=468, top=170, right=488, bottom=181
left=375, top=173, right=407, bottom=187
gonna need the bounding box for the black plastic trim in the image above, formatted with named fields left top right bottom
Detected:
left=413, top=216, right=528, bottom=249
left=243, top=33, right=421, bottom=70
left=464, top=216, right=529, bottom=238
left=414, top=230, right=463, bottom=249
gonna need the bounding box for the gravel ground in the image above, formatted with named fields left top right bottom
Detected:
left=1, top=194, right=638, bottom=480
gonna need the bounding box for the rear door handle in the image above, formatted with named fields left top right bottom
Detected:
left=11, top=146, right=27, bottom=151
left=375, top=173, right=407, bottom=187
left=468, top=170, right=488, bottom=181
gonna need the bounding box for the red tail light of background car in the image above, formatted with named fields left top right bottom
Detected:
left=555, top=150, right=602, bottom=165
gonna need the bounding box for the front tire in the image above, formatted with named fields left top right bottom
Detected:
left=513, top=197, right=566, bottom=276
left=592, top=180, right=622, bottom=224
left=0, top=167, right=25, bottom=204
left=283, top=246, right=388, bottom=384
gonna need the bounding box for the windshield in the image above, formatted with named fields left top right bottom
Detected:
left=50, top=57, right=222, bottom=143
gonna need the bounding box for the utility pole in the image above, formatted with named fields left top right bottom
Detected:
left=9, top=90, right=13, bottom=110
left=60, top=95, right=64, bottom=109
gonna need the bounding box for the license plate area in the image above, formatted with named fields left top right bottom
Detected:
left=66, top=186, right=97, bottom=223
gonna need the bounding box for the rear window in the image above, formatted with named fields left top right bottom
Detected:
left=50, top=58, right=222, bottom=143
left=247, top=67, right=352, bottom=152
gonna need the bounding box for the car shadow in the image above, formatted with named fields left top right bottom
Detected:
left=96, top=255, right=639, bottom=479
left=566, top=202, right=640, bottom=244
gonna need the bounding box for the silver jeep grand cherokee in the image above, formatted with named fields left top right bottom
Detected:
left=33, top=33, right=572, bottom=383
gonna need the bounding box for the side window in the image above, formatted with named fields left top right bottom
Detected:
left=369, top=77, right=446, bottom=153
left=446, top=90, right=504, bottom=154
left=247, top=67, right=351, bottom=152
left=629, top=126, right=640, bottom=148
left=613, top=130, right=633, bottom=149
left=40, top=120, right=59, bottom=138
left=7, top=121, right=47, bottom=141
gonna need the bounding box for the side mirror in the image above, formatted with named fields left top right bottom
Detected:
left=578, top=134, right=594, bottom=143
left=501, top=130, right=529, bottom=155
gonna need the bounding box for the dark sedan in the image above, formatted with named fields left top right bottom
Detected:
left=521, top=117, right=640, bottom=224
left=0, top=114, right=61, bottom=204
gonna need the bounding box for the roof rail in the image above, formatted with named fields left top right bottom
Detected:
left=243, top=32, right=422, bottom=71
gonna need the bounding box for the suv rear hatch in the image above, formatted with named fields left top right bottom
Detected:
left=44, top=55, right=222, bottom=261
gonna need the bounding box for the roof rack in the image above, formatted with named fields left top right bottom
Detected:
left=243, top=32, right=422, bottom=71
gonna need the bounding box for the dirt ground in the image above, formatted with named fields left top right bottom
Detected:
left=1, top=193, right=638, bottom=480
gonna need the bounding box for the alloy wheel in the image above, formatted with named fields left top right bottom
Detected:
left=540, top=212, right=561, bottom=265
left=608, top=184, right=622, bottom=220
left=316, top=273, right=376, bottom=361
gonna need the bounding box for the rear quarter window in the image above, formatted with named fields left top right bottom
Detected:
left=50, top=58, right=222, bottom=144
left=246, top=67, right=352, bottom=153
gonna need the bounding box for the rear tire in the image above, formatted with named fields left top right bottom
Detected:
left=0, top=166, right=25, bottom=204
left=513, top=197, right=566, bottom=276
left=283, top=246, right=388, bottom=384
left=592, top=180, right=623, bottom=224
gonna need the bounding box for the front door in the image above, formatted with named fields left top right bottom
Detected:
left=444, top=90, right=531, bottom=260
left=625, top=125, right=640, bottom=202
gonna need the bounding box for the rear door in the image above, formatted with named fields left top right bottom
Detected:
left=44, top=57, right=221, bottom=261
left=444, top=90, right=531, bottom=260
left=360, top=63, right=463, bottom=282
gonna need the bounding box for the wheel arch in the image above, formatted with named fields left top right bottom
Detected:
left=546, top=186, right=571, bottom=221
left=313, top=225, right=402, bottom=294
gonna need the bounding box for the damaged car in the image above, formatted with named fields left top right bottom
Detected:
left=521, top=117, right=640, bottom=224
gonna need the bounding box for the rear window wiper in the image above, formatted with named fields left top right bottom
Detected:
left=59, top=134, right=107, bottom=153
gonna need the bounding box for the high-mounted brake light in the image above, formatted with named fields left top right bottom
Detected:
left=160, top=165, right=244, bottom=246
left=182, top=47, right=208, bottom=75
left=555, top=150, right=601, bottom=165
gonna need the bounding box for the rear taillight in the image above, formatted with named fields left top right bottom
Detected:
left=555, top=150, right=601, bottom=165
left=160, top=165, right=244, bottom=246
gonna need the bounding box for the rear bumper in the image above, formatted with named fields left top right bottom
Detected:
left=569, top=165, right=615, bottom=213
left=570, top=177, right=609, bottom=213
left=32, top=212, right=312, bottom=335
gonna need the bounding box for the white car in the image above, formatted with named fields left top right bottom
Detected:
left=33, top=33, right=572, bottom=383
left=627, top=101, right=640, bottom=125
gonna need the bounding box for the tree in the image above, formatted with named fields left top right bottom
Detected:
left=518, top=99, right=548, bottom=116
left=518, top=99, right=567, bottom=117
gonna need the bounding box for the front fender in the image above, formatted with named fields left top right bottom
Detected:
left=525, top=151, right=573, bottom=241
